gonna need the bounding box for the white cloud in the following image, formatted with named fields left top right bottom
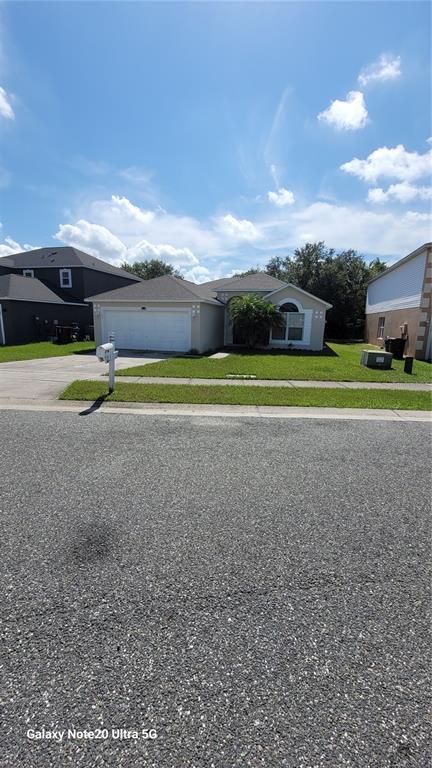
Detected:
left=95, top=195, right=155, bottom=227
left=318, top=91, right=368, bottom=131
left=273, top=202, right=432, bottom=256
left=0, top=235, right=37, bottom=257
left=55, top=218, right=198, bottom=268
left=55, top=220, right=126, bottom=260
left=267, top=188, right=295, bottom=207
left=50, top=193, right=431, bottom=282
left=427, top=137, right=432, bottom=145
left=183, top=265, right=220, bottom=284
left=358, top=54, right=401, bottom=87
left=217, top=214, right=259, bottom=241
left=368, top=182, right=432, bottom=204
left=341, top=144, right=432, bottom=183
left=126, top=239, right=197, bottom=267
left=0, top=86, right=14, bottom=120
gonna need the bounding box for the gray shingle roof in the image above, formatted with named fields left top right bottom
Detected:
left=0, top=247, right=141, bottom=281
left=86, top=275, right=221, bottom=304
left=202, top=273, right=287, bottom=292
left=0, top=273, right=83, bottom=304
left=0, top=257, right=14, bottom=269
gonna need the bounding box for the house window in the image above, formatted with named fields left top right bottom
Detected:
left=377, top=316, right=385, bottom=338
left=287, top=312, right=305, bottom=340
left=59, top=268, right=72, bottom=288
left=272, top=314, right=286, bottom=340
left=271, top=302, right=305, bottom=343
left=23, top=269, right=34, bottom=278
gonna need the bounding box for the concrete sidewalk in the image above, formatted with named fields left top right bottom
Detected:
left=114, top=374, right=432, bottom=391
left=0, top=398, right=430, bottom=422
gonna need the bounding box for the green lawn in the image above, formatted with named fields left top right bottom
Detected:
left=116, top=343, right=432, bottom=383
left=0, top=341, right=95, bottom=363
left=60, top=380, right=432, bottom=411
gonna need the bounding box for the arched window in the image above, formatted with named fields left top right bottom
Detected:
left=279, top=302, right=299, bottom=313
left=271, top=299, right=305, bottom=342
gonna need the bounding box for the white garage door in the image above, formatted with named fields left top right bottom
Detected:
left=101, top=308, right=191, bottom=352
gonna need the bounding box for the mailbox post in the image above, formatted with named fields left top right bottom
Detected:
left=96, top=339, right=119, bottom=393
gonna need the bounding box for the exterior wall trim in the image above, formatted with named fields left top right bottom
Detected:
left=89, top=298, right=221, bottom=306
left=0, top=303, right=5, bottom=345
left=0, top=298, right=87, bottom=306
left=264, top=283, right=332, bottom=308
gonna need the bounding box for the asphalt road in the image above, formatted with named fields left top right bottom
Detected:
left=1, top=410, right=430, bottom=767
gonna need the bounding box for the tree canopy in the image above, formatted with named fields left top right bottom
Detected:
left=121, top=259, right=183, bottom=280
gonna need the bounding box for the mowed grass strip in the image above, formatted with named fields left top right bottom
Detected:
left=116, top=343, right=432, bottom=383
left=60, top=380, right=432, bottom=411
left=0, top=341, right=95, bottom=363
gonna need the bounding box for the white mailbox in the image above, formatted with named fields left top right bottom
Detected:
left=96, top=340, right=118, bottom=392
left=96, top=342, right=115, bottom=363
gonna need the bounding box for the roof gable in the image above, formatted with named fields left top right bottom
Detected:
left=264, top=282, right=332, bottom=309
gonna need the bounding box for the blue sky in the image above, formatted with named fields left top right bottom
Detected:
left=1, top=1, right=431, bottom=281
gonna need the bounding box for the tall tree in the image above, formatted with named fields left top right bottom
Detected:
left=121, top=259, right=183, bottom=280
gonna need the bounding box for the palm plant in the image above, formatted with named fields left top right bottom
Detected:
left=227, top=294, right=284, bottom=348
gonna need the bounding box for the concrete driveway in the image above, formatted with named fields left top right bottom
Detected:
left=0, top=352, right=164, bottom=400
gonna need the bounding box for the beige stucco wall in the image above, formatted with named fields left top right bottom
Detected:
left=366, top=307, right=423, bottom=358
left=267, top=286, right=328, bottom=351
left=197, top=302, right=224, bottom=352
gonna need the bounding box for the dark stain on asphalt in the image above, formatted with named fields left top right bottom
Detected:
left=69, top=521, right=118, bottom=565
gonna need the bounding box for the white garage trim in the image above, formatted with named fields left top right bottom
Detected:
left=101, top=307, right=192, bottom=352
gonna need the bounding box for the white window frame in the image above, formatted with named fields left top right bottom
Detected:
left=59, top=268, right=72, bottom=288
left=270, top=298, right=312, bottom=346
left=23, top=269, right=34, bottom=278
left=377, top=316, right=385, bottom=338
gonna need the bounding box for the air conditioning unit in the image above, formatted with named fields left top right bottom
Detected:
left=361, top=349, right=393, bottom=369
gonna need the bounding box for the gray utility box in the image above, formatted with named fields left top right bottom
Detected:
left=361, top=349, right=393, bottom=369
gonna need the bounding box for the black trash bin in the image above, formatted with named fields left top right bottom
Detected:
left=404, top=356, right=414, bottom=374
left=56, top=326, right=74, bottom=344
left=385, top=337, right=406, bottom=359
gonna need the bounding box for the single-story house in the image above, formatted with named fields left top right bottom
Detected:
left=88, top=272, right=332, bottom=353
left=365, top=242, right=432, bottom=361
left=0, top=273, right=89, bottom=345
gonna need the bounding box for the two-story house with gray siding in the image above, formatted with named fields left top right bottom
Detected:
left=0, top=246, right=140, bottom=345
